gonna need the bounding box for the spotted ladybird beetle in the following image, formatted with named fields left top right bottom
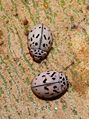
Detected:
left=27, top=24, right=53, bottom=62
left=31, top=71, right=69, bottom=100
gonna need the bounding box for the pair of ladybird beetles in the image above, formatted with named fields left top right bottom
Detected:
left=27, top=24, right=69, bottom=100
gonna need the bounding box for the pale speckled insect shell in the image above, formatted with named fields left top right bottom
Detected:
left=31, top=71, right=68, bottom=99
left=27, top=24, right=53, bottom=61
left=28, top=24, right=53, bottom=51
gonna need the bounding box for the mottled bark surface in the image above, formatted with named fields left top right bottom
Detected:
left=0, top=0, right=89, bottom=119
